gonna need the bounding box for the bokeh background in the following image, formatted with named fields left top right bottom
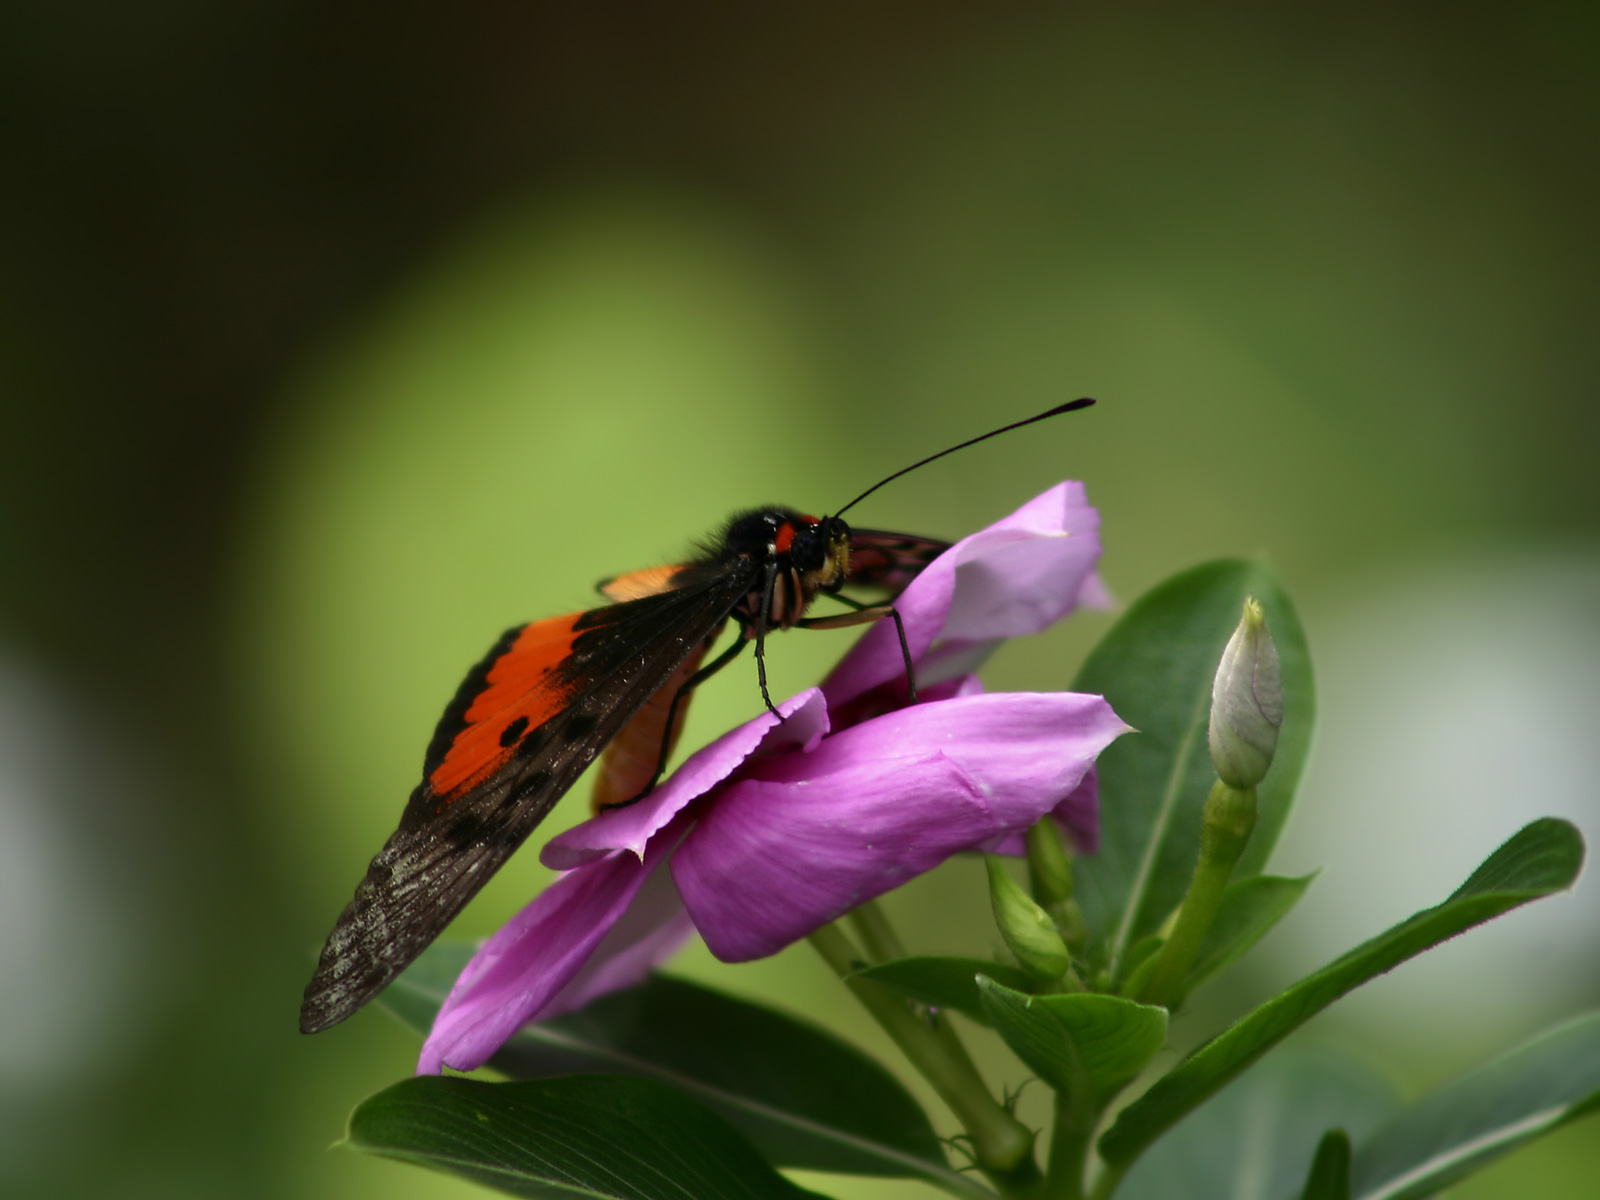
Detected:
left=3, top=4, right=1598, bottom=1197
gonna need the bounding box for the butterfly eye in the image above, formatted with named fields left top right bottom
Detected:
left=788, top=524, right=828, bottom=570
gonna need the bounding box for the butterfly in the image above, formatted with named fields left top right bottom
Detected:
left=300, top=399, right=1094, bottom=1034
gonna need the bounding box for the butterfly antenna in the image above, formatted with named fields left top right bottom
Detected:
left=832, top=398, right=1096, bottom=519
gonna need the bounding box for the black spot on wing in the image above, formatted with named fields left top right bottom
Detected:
left=499, top=715, right=529, bottom=747
left=564, top=712, right=598, bottom=739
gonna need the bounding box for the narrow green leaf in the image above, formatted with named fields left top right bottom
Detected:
left=1352, top=1011, right=1600, bottom=1200
left=1122, top=936, right=1165, bottom=977
left=849, top=957, right=1036, bottom=1025
left=976, top=979, right=1166, bottom=1109
left=1099, top=819, right=1584, bottom=1169
left=1115, top=1049, right=1397, bottom=1200
left=381, top=947, right=969, bottom=1190
left=1070, top=560, right=1314, bottom=978
left=1302, top=1130, right=1353, bottom=1200
left=345, top=1074, right=829, bottom=1199
left=1186, top=872, right=1316, bottom=995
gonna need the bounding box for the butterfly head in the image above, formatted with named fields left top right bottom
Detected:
left=721, top=508, right=852, bottom=596
left=787, top=514, right=852, bottom=589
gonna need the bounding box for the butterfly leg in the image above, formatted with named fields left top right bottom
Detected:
left=600, top=633, right=751, bottom=812
left=754, top=561, right=786, bottom=720
left=799, top=597, right=919, bottom=704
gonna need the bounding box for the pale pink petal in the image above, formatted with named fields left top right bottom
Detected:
left=673, top=692, right=1129, bottom=960
left=542, top=687, right=828, bottom=869
left=673, top=752, right=989, bottom=961
left=825, top=671, right=984, bottom=732
left=536, top=859, right=695, bottom=1018
left=824, top=482, right=1104, bottom=707
left=420, top=841, right=664, bottom=1074
left=982, top=767, right=1101, bottom=856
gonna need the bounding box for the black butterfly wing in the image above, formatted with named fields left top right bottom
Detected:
left=299, top=561, right=755, bottom=1033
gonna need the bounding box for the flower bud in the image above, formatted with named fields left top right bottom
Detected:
left=985, top=855, right=1070, bottom=982
left=1208, top=596, right=1283, bottom=789
left=1025, top=817, right=1075, bottom=908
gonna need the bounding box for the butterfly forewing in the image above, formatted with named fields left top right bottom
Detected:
left=299, top=564, right=755, bottom=1033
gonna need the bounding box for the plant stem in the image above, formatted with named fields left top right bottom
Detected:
left=809, top=922, right=1042, bottom=1198
left=1137, top=781, right=1256, bottom=1008
left=850, top=897, right=908, bottom=962
left=1086, top=1160, right=1128, bottom=1200
left=1043, top=1090, right=1096, bottom=1200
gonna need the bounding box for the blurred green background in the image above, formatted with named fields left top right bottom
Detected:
left=3, top=4, right=1598, bottom=1197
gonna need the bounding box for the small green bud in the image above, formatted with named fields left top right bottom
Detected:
left=985, top=855, right=1071, bottom=982
left=1025, top=818, right=1075, bottom=907
left=1208, top=596, right=1283, bottom=789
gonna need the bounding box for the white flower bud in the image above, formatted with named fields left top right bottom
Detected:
left=1208, top=596, right=1283, bottom=789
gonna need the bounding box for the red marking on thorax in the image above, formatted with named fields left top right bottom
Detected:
left=776, top=516, right=819, bottom=555
left=427, top=612, right=582, bottom=797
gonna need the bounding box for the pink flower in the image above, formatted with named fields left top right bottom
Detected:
left=418, top=483, right=1128, bottom=1074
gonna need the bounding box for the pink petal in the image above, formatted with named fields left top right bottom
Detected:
left=982, top=766, right=1101, bottom=856
left=824, top=482, right=1106, bottom=708
left=542, top=687, right=829, bottom=869
left=536, top=857, right=696, bottom=1020
left=825, top=670, right=984, bottom=732
left=673, top=692, right=1129, bottom=961
left=673, top=752, right=989, bottom=961
left=419, top=831, right=680, bottom=1074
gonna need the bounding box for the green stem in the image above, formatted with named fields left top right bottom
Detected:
left=1043, top=1087, right=1096, bottom=1199
left=1138, top=781, right=1257, bottom=1009
left=1086, top=1160, right=1128, bottom=1200
left=850, top=897, right=908, bottom=963
left=809, top=922, right=1042, bottom=1197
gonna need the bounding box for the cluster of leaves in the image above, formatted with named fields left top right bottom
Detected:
left=345, top=561, right=1595, bottom=1199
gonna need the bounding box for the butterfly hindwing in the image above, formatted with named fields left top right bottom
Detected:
left=595, top=563, right=697, bottom=603
left=847, top=528, right=951, bottom=592
left=298, top=563, right=755, bottom=1033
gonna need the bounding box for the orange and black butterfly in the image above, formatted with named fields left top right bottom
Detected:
left=300, top=399, right=1094, bottom=1033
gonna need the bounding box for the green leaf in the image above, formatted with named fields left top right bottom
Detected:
left=1070, top=560, right=1314, bottom=978
left=1186, top=872, right=1316, bottom=995
left=849, top=957, right=1036, bottom=1025
left=381, top=946, right=967, bottom=1189
left=976, top=979, right=1166, bottom=1110
left=345, top=1074, right=829, bottom=1199
left=1099, top=818, right=1584, bottom=1169
left=1116, top=1049, right=1396, bottom=1200
left=1122, top=936, right=1165, bottom=978
left=1302, top=1130, right=1353, bottom=1200
left=1351, top=1010, right=1600, bottom=1200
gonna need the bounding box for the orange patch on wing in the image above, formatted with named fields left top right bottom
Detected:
left=599, top=565, right=688, bottom=603
left=588, top=633, right=715, bottom=813
left=427, top=612, right=583, bottom=797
